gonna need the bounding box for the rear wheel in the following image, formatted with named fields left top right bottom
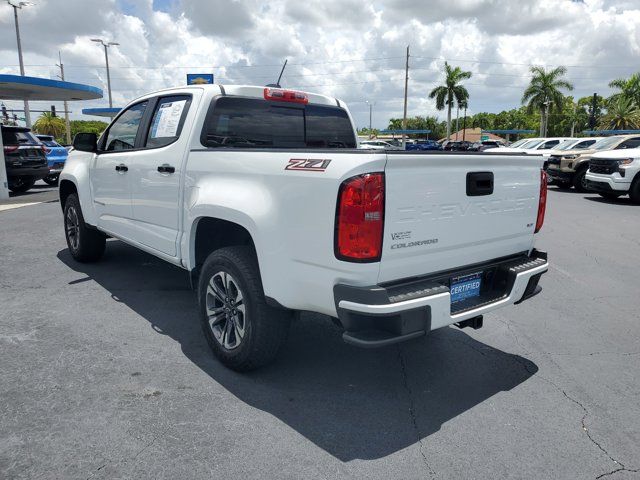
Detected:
left=43, top=175, right=59, bottom=186
left=198, top=246, right=291, bottom=372
left=630, top=176, right=640, bottom=204
left=8, top=178, right=36, bottom=193
left=63, top=194, right=106, bottom=262
left=572, top=167, right=589, bottom=192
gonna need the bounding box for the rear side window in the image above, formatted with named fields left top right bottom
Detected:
left=145, top=95, right=191, bottom=148
left=201, top=97, right=356, bottom=148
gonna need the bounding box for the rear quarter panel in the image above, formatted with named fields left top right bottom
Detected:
left=183, top=149, right=386, bottom=316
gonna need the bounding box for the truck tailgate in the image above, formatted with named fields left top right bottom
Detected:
left=379, top=153, right=543, bottom=283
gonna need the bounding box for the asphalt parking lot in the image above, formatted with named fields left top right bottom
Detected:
left=1, top=186, right=639, bottom=480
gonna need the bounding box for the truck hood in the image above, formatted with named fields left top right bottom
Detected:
left=591, top=148, right=640, bottom=159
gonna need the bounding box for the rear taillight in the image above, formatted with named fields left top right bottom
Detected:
left=335, top=173, right=385, bottom=262
left=3, top=145, right=19, bottom=154
left=263, top=87, right=308, bottom=104
left=535, top=169, right=547, bottom=233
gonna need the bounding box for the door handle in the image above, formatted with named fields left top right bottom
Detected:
left=466, top=171, right=494, bottom=196
left=115, top=164, right=128, bottom=172
left=157, top=164, right=175, bottom=174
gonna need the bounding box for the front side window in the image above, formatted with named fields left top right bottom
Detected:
left=201, top=97, right=356, bottom=149
left=146, top=95, right=191, bottom=148
left=103, top=101, right=148, bottom=151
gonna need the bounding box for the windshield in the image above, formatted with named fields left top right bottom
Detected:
left=521, top=139, right=544, bottom=149
left=1, top=129, right=39, bottom=145
left=508, top=139, right=529, bottom=148
left=554, top=140, right=576, bottom=150
left=592, top=136, right=623, bottom=150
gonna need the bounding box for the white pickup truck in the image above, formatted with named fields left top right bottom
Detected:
left=60, top=84, right=549, bottom=371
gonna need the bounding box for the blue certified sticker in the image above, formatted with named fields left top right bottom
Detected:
left=450, top=272, right=482, bottom=303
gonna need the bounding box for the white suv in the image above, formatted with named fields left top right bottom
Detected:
left=586, top=149, right=640, bottom=202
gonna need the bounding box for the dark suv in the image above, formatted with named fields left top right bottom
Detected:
left=2, top=125, right=49, bottom=193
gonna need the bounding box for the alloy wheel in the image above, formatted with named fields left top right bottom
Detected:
left=206, top=271, right=246, bottom=350
left=65, top=206, right=80, bottom=251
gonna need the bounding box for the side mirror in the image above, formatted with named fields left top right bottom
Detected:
left=72, top=132, right=98, bottom=153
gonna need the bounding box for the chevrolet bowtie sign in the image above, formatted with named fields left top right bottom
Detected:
left=187, top=74, right=214, bottom=85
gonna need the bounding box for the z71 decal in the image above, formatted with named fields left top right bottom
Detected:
left=285, top=159, right=331, bottom=172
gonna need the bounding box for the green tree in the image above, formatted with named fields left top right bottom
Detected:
left=608, top=72, right=640, bottom=107
left=429, top=62, right=472, bottom=139
left=70, top=120, right=109, bottom=139
left=33, top=112, right=65, bottom=138
left=598, top=97, right=640, bottom=130
left=521, top=66, right=573, bottom=137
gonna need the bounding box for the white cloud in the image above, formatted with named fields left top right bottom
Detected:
left=0, top=0, right=639, bottom=130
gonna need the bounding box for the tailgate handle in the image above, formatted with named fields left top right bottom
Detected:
left=466, top=172, right=494, bottom=196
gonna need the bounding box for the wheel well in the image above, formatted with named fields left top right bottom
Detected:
left=59, top=180, right=77, bottom=211
left=194, top=218, right=256, bottom=272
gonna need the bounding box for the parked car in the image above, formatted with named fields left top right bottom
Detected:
left=1, top=125, right=49, bottom=193
left=469, top=140, right=506, bottom=152
left=546, top=135, right=640, bottom=191
left=60, top=84, right=548, bottom=371
left=359, top=140, right=402, bottom=150
left=443, top=140, right=473, bottom=151
left=406, top=139, right=441, bottom=151
left=586, top=148, right=640, bottom=203
left=36, top=134, right=68, bottom=185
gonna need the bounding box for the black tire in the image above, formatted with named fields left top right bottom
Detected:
left=630, top=176, right=640, bottom=204
left=8, top=178, right=36, bottom=193
left=572, top=167, right=589, bottom=192
left=198, top=246, right=291, bottom=372
left=43, top=175, right=59, bottom=186
left=598, top=192, right=622, bottom=200
left=63, top=194, right=106, bottom=262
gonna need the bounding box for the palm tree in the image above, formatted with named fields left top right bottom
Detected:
left=33, top=112, right=65, bottom=138
left=598, top=97, right=640, bottom=130
left=522, top=66, right=573, bottom=137
left=429, top=62, right=472, bottom=139
left=608, top=72, right=640, bottom=107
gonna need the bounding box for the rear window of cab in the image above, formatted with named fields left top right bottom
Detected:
left=200, top=97, right=357, bottom=149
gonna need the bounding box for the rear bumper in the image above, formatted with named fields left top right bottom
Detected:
left=585, top=173, right=630, bottom=192
left=47, top=161, right=65, bottom=174
left=6, top=166, right=50, bottom=180
left=334, top=250, right=548, bottom=348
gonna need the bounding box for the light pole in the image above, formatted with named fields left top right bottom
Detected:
left=365, top=100, right=374, bottom=138
left=7, top=0, right=34, bottom=127
left=91, top=38, right=119, bottom=108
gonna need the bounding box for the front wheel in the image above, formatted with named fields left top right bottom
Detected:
left=63, top=194, right=106, bottom=262
left=43, top=175, right=59, bottom=186
left=198, top=246, right=291, bottom=372
left=573, top=168, right=589, bottom=192
left=630, top=177, right=640, bottom=204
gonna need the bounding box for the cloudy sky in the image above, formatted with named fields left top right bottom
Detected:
left=1, top=0, right=639, bottom=129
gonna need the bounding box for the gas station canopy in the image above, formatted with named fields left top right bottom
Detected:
left=0, top=74, right=102, bottom=101
left=81, top=107, right=121, bottom=118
